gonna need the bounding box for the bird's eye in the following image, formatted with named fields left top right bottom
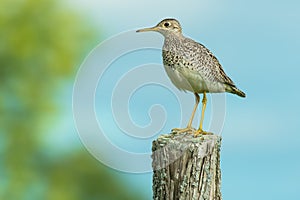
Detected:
left=164, top=22, right=170, bottom=27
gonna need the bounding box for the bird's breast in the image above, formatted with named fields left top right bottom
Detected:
left=163, top=64, right=192, bottom=92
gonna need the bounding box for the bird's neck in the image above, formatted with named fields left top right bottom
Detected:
left=163, top=33, right=184, bottom=52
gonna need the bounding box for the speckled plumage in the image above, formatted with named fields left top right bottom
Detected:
left=160, top=19, right=245, bottom=97
left=137, top=18, right=245, bottom=134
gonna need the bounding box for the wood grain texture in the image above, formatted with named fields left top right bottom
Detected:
left=152, top=133, right=222, bottom=200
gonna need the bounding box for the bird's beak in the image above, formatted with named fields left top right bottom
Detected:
left=136, top=26, right=158, bottom=33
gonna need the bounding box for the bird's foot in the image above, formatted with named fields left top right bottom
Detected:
left=193, top=129, right=213, bottom=137
left=171, top=127, right=196, bottom=134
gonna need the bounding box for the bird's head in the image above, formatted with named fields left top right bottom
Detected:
left=136, top=18, right=182, bottom=36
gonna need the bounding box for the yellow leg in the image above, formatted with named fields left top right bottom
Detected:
left=172, top=93, right=199, bottom=134
left=187, top=93, right=200, bottom=128
left=199, top=92, right=207, bottom=131
left=194, top=92, right=210, bottom=136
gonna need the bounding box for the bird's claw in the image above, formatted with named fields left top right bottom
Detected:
left=171, top=127, right=195, bottom=134
left=193, top=129, right=213, bottom=137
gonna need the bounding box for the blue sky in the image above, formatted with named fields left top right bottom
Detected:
left=58, top=0, right=300, bottom=199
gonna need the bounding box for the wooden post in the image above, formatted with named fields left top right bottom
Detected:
left=152, top=132, right=222, bottom=200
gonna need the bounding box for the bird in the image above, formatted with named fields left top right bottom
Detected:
left=136, top=18, right=245, bottom=136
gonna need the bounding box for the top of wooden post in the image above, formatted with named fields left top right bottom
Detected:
left=152, top=133, right=221, bottom=171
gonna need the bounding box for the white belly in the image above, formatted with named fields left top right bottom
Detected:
left=163, top=65, right=225, bottom=93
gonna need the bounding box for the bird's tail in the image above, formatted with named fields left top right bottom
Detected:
left=228, top=86, right=246, bottom=98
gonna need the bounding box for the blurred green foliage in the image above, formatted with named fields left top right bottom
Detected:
left=0, top=0, right=143, bottom=199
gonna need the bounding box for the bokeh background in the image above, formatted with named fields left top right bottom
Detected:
left=1, top=0, right=300, bottom=199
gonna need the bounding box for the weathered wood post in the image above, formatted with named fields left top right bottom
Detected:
left=152, top=132, right=222, bottom=200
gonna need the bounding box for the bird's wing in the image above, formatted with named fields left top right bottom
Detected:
left=210, top=54, right=236, bottom=87
left=186, top=39, right=237, bottom=87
